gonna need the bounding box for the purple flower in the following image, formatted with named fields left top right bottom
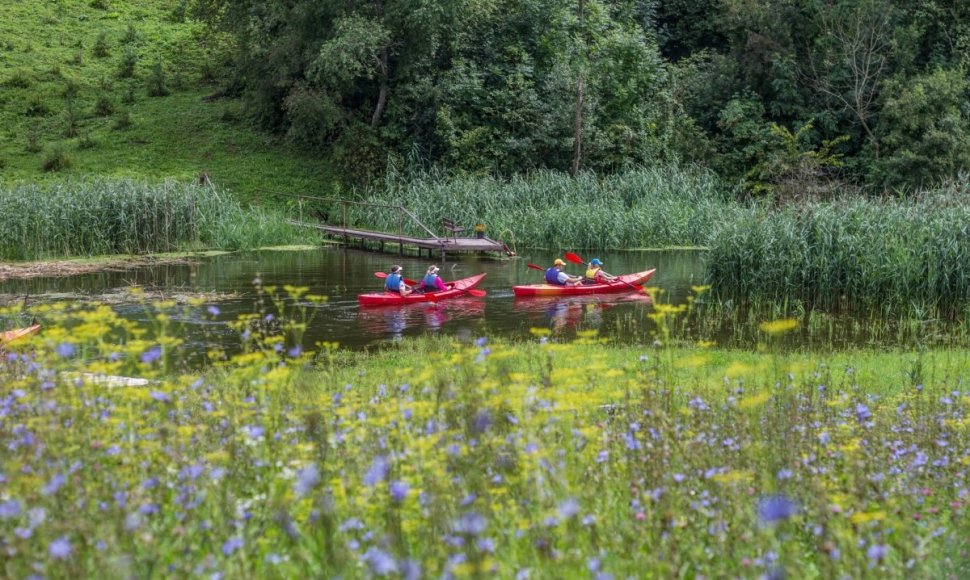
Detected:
left=294, top=464, right=321, bottom=497
left=56, top=343, right=76, bottom=358
left=141, top=346, right=163, bottom=364
left=390, top=480, right=410, bottom=502
left=475, top=337, right=488, bottom=347
left=207, top=305, right=221, bottom=316
left=672, top=473, right=686, bottom=483
left=453, top=512, right=487, bottom=536
left=472, top=410, right=492, bottom=434
left=363, top=547, right=398, bottom=576
left=0, top=499, right=21, bottom=519
left=757, top=494, right=798, bottom=523
left=222, top=536, right=243, bottom=556
left=558, top=498, right=580, bottom=519
left=49, top=536, right=72, bottom=559
left=867, top=544, right=888, bottom=563
left=150, top=391, right=171, bottom=403
left=243, top=425, right=265, bottom=439
left=855, top=403, right=872, bottom=422
left=41, top=473, right=66, bottom=496
left=288, top=345, right=302, bottom=358
left=777, top=469, right=793, bottom=480
left=363, top=456, right=389, bottom=486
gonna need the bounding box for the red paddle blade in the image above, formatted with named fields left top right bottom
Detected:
left=374, top=272, right=388, bottom=278
left=564, top=252, right=584, bottom=265
left=527, top=263, right=545, bottom=271
left=465, top=289, right=486, bottom=297
left=404, top=278, right=419, bottom=286
left=425, top=292, right=438, bottom=303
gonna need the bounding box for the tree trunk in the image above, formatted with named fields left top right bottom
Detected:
left=371, top=45, right=388, bottom=128
left=571, top=74, right=584, bottom=176
left=571, top=0, right=586, bottom=177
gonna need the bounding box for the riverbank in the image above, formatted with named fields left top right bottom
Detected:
left=1, top=321, right=967, bottom=577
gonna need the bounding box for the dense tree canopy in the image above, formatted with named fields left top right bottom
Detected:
left=196, top=0, right=970, bottom=194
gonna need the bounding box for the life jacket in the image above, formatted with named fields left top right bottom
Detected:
left=545, top=267, right=562, bottom=285
left=422, top=273, right=439, bottom=291
left=385, top=273, right=402, bottom=292
left=585, top=266, right=600, bottom=281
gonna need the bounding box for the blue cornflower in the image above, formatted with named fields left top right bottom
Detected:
left=141, top=346, right=163, bottom=364
left=855, top=403, right=872, bottom=422
left=777, top=468, right=793, bottom=480
left=222, top=537, right=243, bottom=556
left=867, top=544, right=888, bottom=563
left=56, top=343, right=76, bottom=358
left=294, top=464, right=321, bottom=497
left=41, top=473, right=66, bottom=496
left=363, top=456, right=389, bottom=486
left=389, top=480, right=410, bottom=502
left=288, top=345, right=302, bottom=358
left=49, top=536, right=72, bottom=559
left=475, top=337, right=488, bottom=347
left=757, top=494, right=798, bottom=523
left=453, top=512, right=488, bottom=536
left=150, top=391, right=171, bottom=403
left=207, top=305, right=220, bottom=316
left=558, top=498, right=580, bottom=519
left=0, top=499, right=21, bottom=519
left=363, top=547, right=398, bottom=576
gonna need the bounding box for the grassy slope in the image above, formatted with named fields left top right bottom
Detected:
left=0, top=0, right=334, bottom=202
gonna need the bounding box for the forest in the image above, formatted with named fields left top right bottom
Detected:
left=191, top=0, right=970, bottom=195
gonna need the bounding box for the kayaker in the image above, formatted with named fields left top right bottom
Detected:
left=421, top=265, right=448, bottom=293
left=545, top=258, right=583, bottom=286
left=385, top=265, right=412, bottom=296
left=584, top=258, right=617, bottom=284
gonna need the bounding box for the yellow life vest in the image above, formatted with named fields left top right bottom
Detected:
left=585, top=266, right=600, bottom=281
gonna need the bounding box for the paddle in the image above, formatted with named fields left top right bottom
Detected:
left=527, top=263, right=545, bottom=271
left=564, top=252, right=642, bottom=292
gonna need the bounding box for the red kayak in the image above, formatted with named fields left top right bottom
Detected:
left=359, top=273, right=487, bottom=306
left=512, top=269, right=656, bottom=297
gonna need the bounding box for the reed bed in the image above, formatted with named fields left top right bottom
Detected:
left=350, top=167, right=741, bottom=249
left=0, top=179, right=313, bottom=260
left=706, top=189, right=970, bottom=317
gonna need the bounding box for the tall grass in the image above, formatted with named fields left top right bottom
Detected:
left=0, top=179, right=315, bottom=260
left=350, top=166, right=742, bottom=249
left=705, top=186, right=970, bottom=316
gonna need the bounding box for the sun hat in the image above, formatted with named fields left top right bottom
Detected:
left=428, top=265, right=440, bottom=273
left=391, top=265, right=402, bottom=273
left=590, top=258, right=603, bottom=266
left=554, top=259, right=566, bottom=266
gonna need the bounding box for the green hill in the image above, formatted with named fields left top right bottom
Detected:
left=0, top=0, right=334, bottom=201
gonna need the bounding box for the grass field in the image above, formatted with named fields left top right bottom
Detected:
left=0, top=0, right=335, bottom=201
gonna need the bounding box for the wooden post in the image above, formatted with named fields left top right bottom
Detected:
left=341, top=201, right=348, bottom=246
left=398, top=207, right=403, bottom=256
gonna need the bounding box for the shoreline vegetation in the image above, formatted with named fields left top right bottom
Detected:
left=1, top=298, right=968, bottom=577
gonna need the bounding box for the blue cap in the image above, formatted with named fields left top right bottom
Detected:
left=590, top=258, right=603, bottom=266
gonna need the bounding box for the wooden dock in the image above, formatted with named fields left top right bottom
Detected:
left=278, top=194, right=516, bottom=259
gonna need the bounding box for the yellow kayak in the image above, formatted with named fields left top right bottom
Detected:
left=0, top=324, right=41, bottom=346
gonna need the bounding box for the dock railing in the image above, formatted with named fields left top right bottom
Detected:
left=270, top=192, right=441, bottom=242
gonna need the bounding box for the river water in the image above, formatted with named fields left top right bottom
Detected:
left=1, top=248, right=706, bottom=352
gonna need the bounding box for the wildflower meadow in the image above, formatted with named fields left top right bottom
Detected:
left=1, top=290, right=969, bottom=578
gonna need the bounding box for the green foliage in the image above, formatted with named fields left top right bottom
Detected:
left=870, top=68, right=970, bottom=190
left=117, top=46, right=137, bottom=78
left=93, top=31, right=110, bottom=58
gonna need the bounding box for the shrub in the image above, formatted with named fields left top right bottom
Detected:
left=92, top=94, right=115, bottom=116
left=93, top=31, right=110, bottom=58
left=24, top=98, right=50, bottom=117
left=122, top=23, right=137, bottom=44
left=78, top=134, right=97, bottom=149
left=112, top=110, right=132, bottom=130
left=4, top=70, right=31, bottom=88
left=118, top=46, right=137, bottom=78
left=42, top=145, right=72, bottom=172
left=90, top=0, right=110, bottom=9
left=146, top=61, right=170, bottom=97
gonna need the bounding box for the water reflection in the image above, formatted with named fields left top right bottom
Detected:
left=357, top=299, right=488, bottom=339
left=513, top=293, right=653, bottom=333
